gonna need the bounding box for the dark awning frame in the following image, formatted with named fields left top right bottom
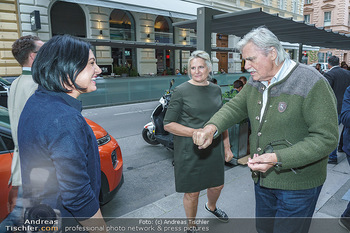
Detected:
left=173, top=8, right=350, bottom=50
left=83, top=38, right=238, bottom=52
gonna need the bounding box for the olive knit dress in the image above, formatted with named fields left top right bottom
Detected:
left=163, top=81, right=225, bottom=193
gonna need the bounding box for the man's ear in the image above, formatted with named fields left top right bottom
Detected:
left=270, top=47, right=277, bottom=61
left=28, top=52, right=36, bottom=66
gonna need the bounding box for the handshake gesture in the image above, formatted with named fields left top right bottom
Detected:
left=192, top=124, right=277, bottom=172
left=192, top=124, right=217, bottom=149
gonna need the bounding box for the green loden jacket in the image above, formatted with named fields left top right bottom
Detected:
left=207, top=63, right=339, bottom=190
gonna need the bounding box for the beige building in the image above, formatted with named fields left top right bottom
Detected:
left=0, top=0, right=21, bottom=77
left=304, top=0, right=350, bottom=65
left=1, top=0, right=305, bottom=78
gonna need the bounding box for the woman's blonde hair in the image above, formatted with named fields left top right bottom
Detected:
left=187, top=50, right=213, bottom=79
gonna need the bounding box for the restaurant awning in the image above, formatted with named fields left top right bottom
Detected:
left=173, top=8, right=350, bottom=50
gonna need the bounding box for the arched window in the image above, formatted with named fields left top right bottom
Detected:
left=50, top=1, right=86, bottom=37
left=154, top=16, right=173, bottom=43
left=109, top=9, right=135, bottom=41
left=154, top=16, right=174, bottom=74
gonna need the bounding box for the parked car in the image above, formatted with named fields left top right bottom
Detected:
left=0, top=77, right=11, bottom=108
left=309, top=62, right=329, bottom=73
left=0, top=107, right=123, bottom=222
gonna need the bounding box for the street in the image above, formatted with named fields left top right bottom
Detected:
left=82, top=101, right=176, bottom=218
left=82, top=100, right=236, bottom=218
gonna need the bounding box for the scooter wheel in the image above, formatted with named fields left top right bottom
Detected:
left=142, top=128, right=160, bottom=145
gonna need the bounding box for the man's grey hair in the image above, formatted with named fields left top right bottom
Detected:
left=187, top=50, right=213, bottom=79
left=236, top=26, right=289, bottom=66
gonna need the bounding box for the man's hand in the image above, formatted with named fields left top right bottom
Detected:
left=192, top=124, right=217, bottom=149
left=7, top=186, right=19, bottom=212
left=247, top=153, right=278, bottom=173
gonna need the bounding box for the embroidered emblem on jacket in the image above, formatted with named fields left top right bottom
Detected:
left=278, top=102, right=287, bottom=113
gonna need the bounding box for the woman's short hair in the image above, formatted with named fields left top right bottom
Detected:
left=187, top=50, right=213, bottom=79
left=32, top=34, right=91, bottom=92
left=236, top=26, right=289, bottom=66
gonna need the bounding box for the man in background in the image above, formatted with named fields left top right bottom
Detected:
left=324, top=55, right=350, bottom=164
left=0, top=35, right=44, bottom=232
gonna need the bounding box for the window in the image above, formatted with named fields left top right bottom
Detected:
left=154, top=16, right=173, bottom=43
left=0, top=134, right=14, bottom=153
left=279, top=0, right=286, bottom=10
left=324, top=11, right=331, bottom=26
left=292, top=0, right=298, bottom=14
left=109, top=10, right=135, bottom=41
left=305, top=0, right=311, bottom=4
left=304, top=14, right=310, bottom=24
left=263, top=0, right=271, bottom=6
left=50, top=1, right=86, bottom=37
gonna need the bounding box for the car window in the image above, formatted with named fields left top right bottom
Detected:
left=0, top=134, right=14, bottom=154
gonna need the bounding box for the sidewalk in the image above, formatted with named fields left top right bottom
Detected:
left=112, top=153, right=350, bottom=232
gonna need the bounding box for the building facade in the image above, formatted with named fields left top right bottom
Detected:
left=1, top=0, right=305, bottom=78
left=304, top=0, right=350, bottom=65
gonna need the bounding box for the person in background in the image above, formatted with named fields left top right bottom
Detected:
left=219, top=68, right=226, bottom=74
left=232, top=80, right=243, bottom=93
left=324, top=55, right=350, bottom=164
left=192, top=26, right=338, bottom=233
left=183, top=68, right=188, bottom=76
left=341, top=61, right=349, bottom=70
left=18, top=35, right=107, bottom=232
left=339, top=85, right=350, bottom=231
left=175, top=68, right=182, bottom=75
left=315, top=63, right=324, bottom=74
left=0, top=35, right=44, bottom=233
left=239, top=76, right=247, bottom=86
left=164, top=50, right=233, bottom=233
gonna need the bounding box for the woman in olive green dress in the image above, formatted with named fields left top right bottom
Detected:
left=164, top=51, right=233, bottom=231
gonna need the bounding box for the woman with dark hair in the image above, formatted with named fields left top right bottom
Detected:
left=18, top=35, right=106, bottom=231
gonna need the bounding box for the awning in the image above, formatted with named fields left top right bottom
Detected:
left=62, top=0, right=200, bottom=20
left=173, top=8, right=350, bottom=50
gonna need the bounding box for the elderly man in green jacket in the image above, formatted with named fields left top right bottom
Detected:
left=192, top=26, right=338, bottom=233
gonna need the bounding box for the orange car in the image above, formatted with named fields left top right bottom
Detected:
left=0, top=107, right=123, bottom=222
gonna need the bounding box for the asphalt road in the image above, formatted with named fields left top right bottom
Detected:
left=82, top=101, right=235, bottom=219
left=82, top=101, right=176, bottom=218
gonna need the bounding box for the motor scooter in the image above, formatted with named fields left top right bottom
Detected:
left=142, top=79, right=174, bottom=150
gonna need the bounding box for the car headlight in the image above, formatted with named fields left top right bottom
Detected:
left=111, top=149, right=118, bottom=169
left=97, top=134, right=111, bottom=146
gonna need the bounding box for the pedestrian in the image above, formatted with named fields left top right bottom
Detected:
left=17, top=35, right=107, bottom=231
left=232, top=80, right=243, bottom=93
left=0, top=35, right=44, bottom=233
left=184, top=68, right=188, bottom=75
left=239, top=76, right=247, bottom=86
left=163, top=50, right=233, bottom=233
left=315, top=63, right=324, bottom=74
left=341, top=61, right=349, bottom=70
left=324, top=55, right=350, bottom=164
left=192, top=26, right=338, bottom=233
left=339, top=85, right=350, bottom=231
left=175, top=68, right=182, bottom=75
